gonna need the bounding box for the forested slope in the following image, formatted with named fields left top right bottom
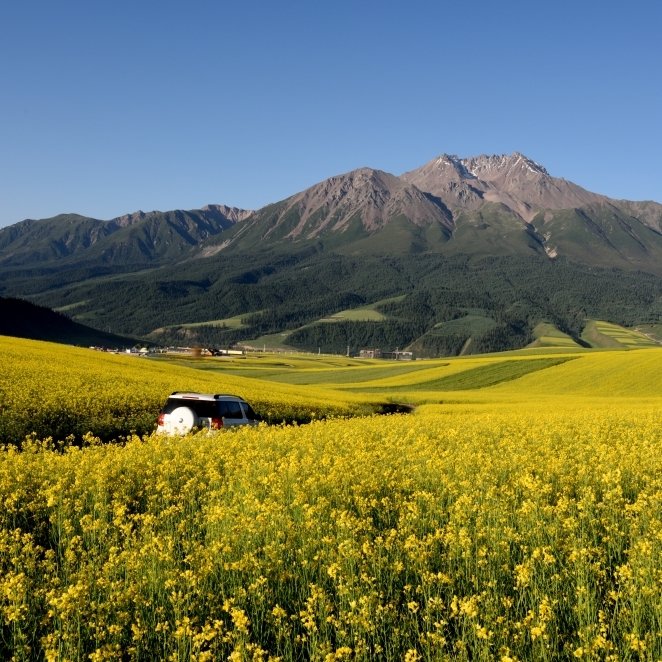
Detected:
left=6, top=251, right=653, bottom=355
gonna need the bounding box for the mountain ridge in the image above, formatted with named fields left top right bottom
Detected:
left=209, top=168, right=456, bottom=256
left=0, top=204, right=253, bottom=267
left=3, top=152, right=662, bottom=271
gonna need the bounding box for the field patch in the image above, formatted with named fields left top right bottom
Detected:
left=430, top=313, right=495, bottom=337
left=4, top=407, right=662, bottom=659
left=240, top=330, right=299, bottom=350
left=582, top=319, right=657, bottom=348
left=491, top=348, right=662, bottom=397
left=53, top=300, right=89, bottom=312
left=352, top=357, right=576, bottom=392
left=319, top=295, right=405, bottom=322
left=164, top=311, right=262, bottom=330
left=529, top=321, right=581, bottom=347
left=253, top=362, right=441, bottom=385
left=0, top=335, right=370, bottom=445
left=321, top=308, right=386, bottom=322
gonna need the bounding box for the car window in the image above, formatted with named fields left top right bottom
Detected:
left=161, top=398, right=185, bottom=415
left=241, top=402, right=260, bottom=421
left=162, top=398, right=218, bottom=418
left=190, top=400, right=218, bottom=418
left=161, top=398, right=177, bottom=414
left=224, top=401, right=244, bottom=419
left=217, top=401, right=230, bottom=417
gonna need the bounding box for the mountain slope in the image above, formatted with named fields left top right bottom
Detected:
left=0, top=214, right=132, bottom=266
left=613, top=200, right=662, bottom=233
left=532, top=202, right=662, bottom=271
left=3, top=152, right=661, bottom=272
left=74, top=207, right=244, bottom=265
left=196, top=154, right=662, bottom=268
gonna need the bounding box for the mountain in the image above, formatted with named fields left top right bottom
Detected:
left=0, top=214, right=131, bottom=266
left=195, top=155, right=662, bottom=273
left=0, top=204, right=252, bottom=267
left=3, top=151, right=662, bottom=355
left=0, top=296, right=137, bottom=346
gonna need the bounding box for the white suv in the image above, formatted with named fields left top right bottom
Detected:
left=157, top=392, right=260, bottom=434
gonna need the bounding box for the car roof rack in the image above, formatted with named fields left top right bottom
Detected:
left=169, top=391, right=242, bottom=399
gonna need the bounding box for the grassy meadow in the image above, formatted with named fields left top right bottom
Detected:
left=3, top=335, right=662, bottom=659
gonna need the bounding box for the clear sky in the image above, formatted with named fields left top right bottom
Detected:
left=1, top=0, right=660, bottom=226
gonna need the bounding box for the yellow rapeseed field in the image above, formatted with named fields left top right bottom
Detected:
left=0, top=336, right=370, bottom=445
left=3, top=336, right=662, bottom=660
left=3, top=407, right=662, bottom=661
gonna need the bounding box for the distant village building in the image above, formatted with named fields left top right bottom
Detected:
left=359, top=348, right=413, bottom=360
left=359, top=349, right=382, bottom=359
left=382, top=350, right=414, bottom=361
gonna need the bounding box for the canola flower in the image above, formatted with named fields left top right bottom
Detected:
left=3, top=407, right=662, bottom=660
left=0, top=336, right=367, bottom=445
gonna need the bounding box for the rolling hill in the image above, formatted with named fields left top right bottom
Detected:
left=0, top=296, right=137, bottom=346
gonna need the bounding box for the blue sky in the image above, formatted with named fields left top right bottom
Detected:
left=1, top=0, right=660, bottom=226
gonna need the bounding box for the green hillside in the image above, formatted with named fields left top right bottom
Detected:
left=6, top=251, right=662, bottom=356
left=0, top=214, right=119, bottom=265
left=531, top=203, right=662, bottom=273
left=634, top=323, right=662, bottom=343
left=75, top=209, right=238, bottom=265
left=320, top=296, right=405, bottom=322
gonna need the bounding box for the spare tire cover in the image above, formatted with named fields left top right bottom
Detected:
left=167, top=406, right=198, bottom=434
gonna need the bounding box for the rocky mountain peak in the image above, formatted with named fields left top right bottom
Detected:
left=110, top=210, right=160, bottom=228
left=283, top=167, right=452, bottom=237
left=224, top=167, right=455, bottom=248
left=461, top=152, right=548, bottom=180
left=400, top=157, right=484, bottom=210
left=402, top=151, right=605, bottom=221
left=200, top=205, right=253, bottom=223
left=421, top=154, right=476, bottom=180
